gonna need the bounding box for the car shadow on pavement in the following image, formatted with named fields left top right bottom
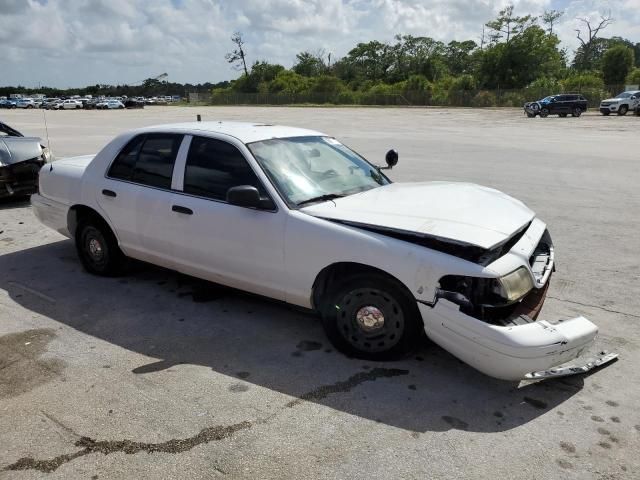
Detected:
left=0, top=240, right=586, bottom=434
left=0, top=196, right=31, bottom=210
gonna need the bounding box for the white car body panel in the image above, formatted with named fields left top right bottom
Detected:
left=300, top=182, right=534, bottom=249
left=31, top=122, right=613, bottom=381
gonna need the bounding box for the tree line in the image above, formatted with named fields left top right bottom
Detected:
left=214, top=6, right=640, bottom=106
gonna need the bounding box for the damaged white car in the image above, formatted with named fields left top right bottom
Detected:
left=31, top=122, right=616, bottom=380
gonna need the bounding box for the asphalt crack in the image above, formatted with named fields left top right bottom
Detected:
left=4, top=367, right=408, bottom=473
left=286, top=367, right=409, bottom=407
left=4, top=421, right=252, bottom=473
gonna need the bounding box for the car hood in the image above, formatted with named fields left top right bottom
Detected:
left=0, top=137, right=44, bottom=165
left=301, top=182, right=535, bottom=250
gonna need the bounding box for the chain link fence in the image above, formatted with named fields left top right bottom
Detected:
left=191, top=85, right=634, bottom=108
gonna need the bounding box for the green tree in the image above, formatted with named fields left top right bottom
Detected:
left=602, top=45, right=634, bottom=85
left=478, top=26, right=564, bottom=88
left=444, top=40, right=477, bottom=75
left=485, top=5, right=536, bottom=43
left=626, top=68, right=640, bottom=85
left=269, top=70, right=309, bottom=94
left=542, top=9, right=564, bottom=35
left=292, top=51, right=327, bottom=77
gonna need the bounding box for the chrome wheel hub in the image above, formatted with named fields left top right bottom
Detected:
left=88, top=238, right=103, bottom=259
left=355, top=306, right=385, bottom=332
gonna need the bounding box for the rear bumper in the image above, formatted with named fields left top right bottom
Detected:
left=31, top=193, right=71, bottom=237
left=419, top=300, right=610, bottom=381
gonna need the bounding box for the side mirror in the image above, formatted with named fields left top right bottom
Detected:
left=227, top=185, right=274, bottom=210
left=384, top=149, right=398, bottom=169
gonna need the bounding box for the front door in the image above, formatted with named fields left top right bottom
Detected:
left=168, top=135, right=286, bottom=300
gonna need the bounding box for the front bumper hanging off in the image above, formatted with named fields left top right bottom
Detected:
left=525, top=351, right=618, bottom=380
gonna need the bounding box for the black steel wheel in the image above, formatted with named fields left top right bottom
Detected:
left=76, top=217, right=126, bottom=276
left=322, top=273, right=423, bottom=360
left=572, top=107, right=582, bottom=117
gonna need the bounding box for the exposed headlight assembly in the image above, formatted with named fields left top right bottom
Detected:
left=438, top=267, right=535, bottom=311
left=492, top=267, right=534, bottom=303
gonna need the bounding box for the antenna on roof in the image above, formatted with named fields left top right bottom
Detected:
left=42, top=109, right=52, bottom=162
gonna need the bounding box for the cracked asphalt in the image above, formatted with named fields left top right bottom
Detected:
left=1, top=107, right=639, bottom=479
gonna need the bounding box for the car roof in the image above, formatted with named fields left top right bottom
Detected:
left=138, top=121, right=326, bottom=144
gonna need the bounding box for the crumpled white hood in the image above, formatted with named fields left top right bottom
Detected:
left=301, top=182, right=535, bottom=249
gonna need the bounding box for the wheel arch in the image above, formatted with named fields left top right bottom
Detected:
left=311, top=261, right=417, bottom=313
left=67, top=204, right=115, bottom=239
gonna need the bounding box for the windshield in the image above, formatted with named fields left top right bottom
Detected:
left=541, top=96, right=555, bottom=102
left=616, top=92, right=632, bottom=98
left=248, top=136, right=390, bottom=207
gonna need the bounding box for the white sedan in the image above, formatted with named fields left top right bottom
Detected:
left=31, top=122, right=616, bottom=380
left=97, top=100, right=125, bottom=109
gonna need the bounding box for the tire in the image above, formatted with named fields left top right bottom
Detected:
left=618, top=105, right=628, bottom=116
left=601, top=111, right=610, bottom=116
left=572, top=107, right=582, bottom=117
left=540, top=108, right=549, bottom=118
left=559, top=113, right=567, bottom=117
left=321, top=273, right=423, bottom=360
left=75, top=216, right=126, bottom=276
left=526, top=112, right=535, bottom=118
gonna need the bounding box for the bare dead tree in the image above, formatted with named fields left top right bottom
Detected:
left=573, top=12, right=613, bottom=70
left=575, top=12, right=613, bottom=47
left=225, top=32, right=249, bottom=76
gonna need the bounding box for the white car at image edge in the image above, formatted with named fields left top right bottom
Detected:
left=30, top=122, right=617, bottom=381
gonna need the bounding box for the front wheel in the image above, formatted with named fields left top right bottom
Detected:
left=75, top=217, right=127, bottom=276
left=618, top=105, right=628, bottom=116
left=540, top=108, right=549, bottom=118
left=321, top=273, right=424, bottom=360
left=572, top=107, right=582, bottom=117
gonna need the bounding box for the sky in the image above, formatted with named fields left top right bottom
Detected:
left=1, top=0, right=639, bottom=88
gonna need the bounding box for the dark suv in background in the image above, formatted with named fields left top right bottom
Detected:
left=524, top=94, right=588, bottom=118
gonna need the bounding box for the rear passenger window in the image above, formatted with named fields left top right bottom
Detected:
left=108, top=133, right=183, bottom=189
left=183, top=136, right=266, bottom=201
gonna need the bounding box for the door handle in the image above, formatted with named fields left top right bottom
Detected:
left=102, top=189, right=117, bottom=198
left=172, top=205, right=193, bottom=215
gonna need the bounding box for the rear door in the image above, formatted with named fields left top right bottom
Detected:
left=96, top=132, right=186, bottom=267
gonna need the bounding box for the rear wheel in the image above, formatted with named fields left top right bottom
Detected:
left=618, top=105, right=628, bottom=116
left=572, top=107, right=582, bottom=117
left=321, top=273, right=423, bottom=360
left=75, top=217, right=127, bottom=276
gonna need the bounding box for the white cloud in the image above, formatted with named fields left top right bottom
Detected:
left=1, top=0, right=638, bottom=88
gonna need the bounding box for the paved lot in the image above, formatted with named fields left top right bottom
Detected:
left=1, top=107, right=639, bottom=479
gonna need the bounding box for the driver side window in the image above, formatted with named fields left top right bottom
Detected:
left=183, top=136, right=267, bottom=201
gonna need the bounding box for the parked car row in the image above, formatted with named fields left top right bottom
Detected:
left=524, top=90, right=640, bottom=118
left=0, top=95, right=182, bottom=110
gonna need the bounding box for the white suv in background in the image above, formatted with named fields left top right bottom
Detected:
left=599, top=90, right=640, bottom=116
